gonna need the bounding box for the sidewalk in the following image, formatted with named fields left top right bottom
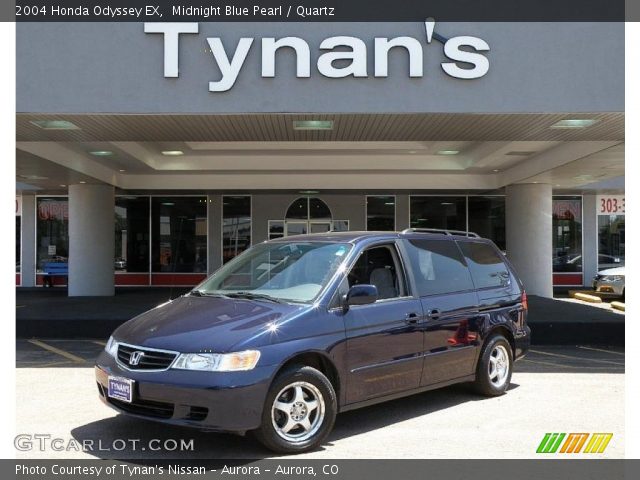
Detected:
left=15, top=288, right=624, bottom=345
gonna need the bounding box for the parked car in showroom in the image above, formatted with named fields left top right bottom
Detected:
left=593, top=266, right=625, bottom=299
left=95, top=229, right=530, bottom=453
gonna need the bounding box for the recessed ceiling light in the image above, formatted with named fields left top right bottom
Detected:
left=18, top=174, right=49, bottom=180
left=119, top=169, right=126, bottom=172
left=59, top=184, right=67, bottom=188
left=161, top=150, right=184, bottom=156
left=29, top=120, right=80, bottom=130
left=293, top=120, right=334, bottom=131
left=79, top=181, right=86, bottom=184
left=299, top=190, right=319, bottom=194
left=436, top=150, right=460, bottom=155
left=493, top=169, right=500, bottom=172
left=550, top=119, right=598, bottom=129
left=89, top=150, right=113, bottom=157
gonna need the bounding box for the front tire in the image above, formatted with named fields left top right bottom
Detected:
left=254, top=365, right=337, bottom=454
left=473, top=334, right=513, bottom=396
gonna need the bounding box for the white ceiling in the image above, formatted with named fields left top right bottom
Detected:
left=15, top=113, right=625, bottom=193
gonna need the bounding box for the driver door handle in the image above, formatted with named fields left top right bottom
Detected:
left=405, top=312, right=420, bottom=324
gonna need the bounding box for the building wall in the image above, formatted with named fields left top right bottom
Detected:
left=17, top=23, right=623, bottom=114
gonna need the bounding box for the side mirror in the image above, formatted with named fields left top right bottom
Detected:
left=343, top=284, right=378, bottom=311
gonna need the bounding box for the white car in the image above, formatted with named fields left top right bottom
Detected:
left=593, top=266, right=625, bottom=299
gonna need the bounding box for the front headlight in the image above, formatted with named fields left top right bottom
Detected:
left=104, top=336, right=118, bottom=357
left=172, top=350, right=261, bottom=372
left=602, top=275, right=624, bottom=282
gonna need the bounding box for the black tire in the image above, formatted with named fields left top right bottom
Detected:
left=473, top=334, right=513, bottom=396
left=253, top=365, right=337, bottom=454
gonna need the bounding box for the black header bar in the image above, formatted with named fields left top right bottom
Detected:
left=7, top=0, right=628, bottom=22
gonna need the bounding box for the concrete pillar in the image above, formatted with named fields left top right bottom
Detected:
left=207, top=194, right=223, bottom=274
left=506, top=183, right=553, bottom=298
left=68, top=184, right=114, bottom=296
left=20, top=194, right=36, bottom=287
left=582, top=194, right=599, bottom=286
left=395, top=195, right=410, bottom=231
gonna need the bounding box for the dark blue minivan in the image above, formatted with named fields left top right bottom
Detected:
left=95, top=229, right=530, bottom=453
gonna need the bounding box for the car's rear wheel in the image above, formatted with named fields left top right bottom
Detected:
left=254, top=365, right=336, bottom=453
left=473, top=334, right=513, bottom=396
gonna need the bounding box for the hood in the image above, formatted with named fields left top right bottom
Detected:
left=113, top=295, right=308, bottom=353
left=598, top=266, right=625, bottom=276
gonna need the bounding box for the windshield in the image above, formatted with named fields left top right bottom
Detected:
left=194, top=241, right=352, bottom=304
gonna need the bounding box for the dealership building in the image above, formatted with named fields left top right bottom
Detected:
left=15, top=22, right=624, bottom=297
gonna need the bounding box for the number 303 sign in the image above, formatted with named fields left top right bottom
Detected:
left=597, top=195, right=625, bottom=215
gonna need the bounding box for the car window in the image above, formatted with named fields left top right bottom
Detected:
left=457, top=241, right=511, bottom=289
left=345, top=245, right=405, bottom=300
left=404, top=239, right=474, bottom=296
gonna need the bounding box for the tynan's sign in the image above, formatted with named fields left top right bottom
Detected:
left=144, top=21, right=490, bottom=92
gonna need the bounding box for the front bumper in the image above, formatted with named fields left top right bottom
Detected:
left=95, top=351, right=275, bottom=433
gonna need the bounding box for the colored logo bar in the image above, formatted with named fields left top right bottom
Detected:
left=537, top=433, right=612, bottom=454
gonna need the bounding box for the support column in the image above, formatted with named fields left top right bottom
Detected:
left=20, top=194, right=36, bottom=287
left=207, top=194, right=223, bottom=274
left=581, top=194, right=599, bottom=287
left=68, top=184, right=114, bottom=296
left=506, top=183, right=553, bottom=298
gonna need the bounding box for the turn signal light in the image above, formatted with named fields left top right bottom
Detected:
left=522, top=291, right=529, bottom=311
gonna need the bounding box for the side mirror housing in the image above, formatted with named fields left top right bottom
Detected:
left=343, top=284, right=378, bottom=311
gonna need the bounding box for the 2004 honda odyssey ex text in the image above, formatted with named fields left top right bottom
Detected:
left=95, top=229, right=530, bottom=453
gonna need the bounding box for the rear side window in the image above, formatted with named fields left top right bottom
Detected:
left=405, top=239, right=474, bottom=296
left=458, top=241, right=511, bottom=289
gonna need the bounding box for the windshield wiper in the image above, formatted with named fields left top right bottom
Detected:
left=188, top=290, right=230, bottom=298
left=225, top=292, right=288, bottom=304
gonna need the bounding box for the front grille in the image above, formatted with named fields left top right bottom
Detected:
left=117, top=343, right=178, bottom=371
left=108, top=397, right=174, bottom=419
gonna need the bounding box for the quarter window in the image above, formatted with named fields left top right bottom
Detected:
left=405, top=239, right=474, bottom=296
left=458, top=241, right=510, bottom=289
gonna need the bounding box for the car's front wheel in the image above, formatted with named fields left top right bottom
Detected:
left=254, top=365, right=337, bottom=453
left=473, top=334, right=513, bottom=396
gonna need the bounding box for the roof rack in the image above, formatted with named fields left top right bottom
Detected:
left=400, top=228, right=480, bottom=238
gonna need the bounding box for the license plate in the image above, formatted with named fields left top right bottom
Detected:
left=107, top=376, right=134, bottom=403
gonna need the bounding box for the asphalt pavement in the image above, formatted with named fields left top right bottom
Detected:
left=15, top=340, right=624, bottom=459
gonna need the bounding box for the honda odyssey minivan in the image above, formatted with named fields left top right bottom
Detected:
left=96, top=229, right=530, bottom=453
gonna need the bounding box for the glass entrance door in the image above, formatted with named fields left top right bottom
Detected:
left=309, top=221, right=332, bottom=234
left=284, top=221, right=308, bottom=237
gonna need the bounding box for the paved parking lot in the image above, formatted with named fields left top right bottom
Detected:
left=16, top=340, right=624, bottom=459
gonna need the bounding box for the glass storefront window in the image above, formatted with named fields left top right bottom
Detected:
left=410, top=196, right=466, bottom=231
left=598, top=215, right=625, bottom=269
left=115, top=197, right=150, bottom=272
left=151, top=197, right=207, bottom=273
left=468, top=196, right=506, bottom=251
left=366, top=196, right=395, bottom=231
left=36, top=197, right=69, bottom=271
left=223, top=196, right=251, bottom=264
left=332, top=220, right=349, bottom=232
left=268, top=220, right=284, bottom=240
left=552, top=196, right=583, bottom=273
